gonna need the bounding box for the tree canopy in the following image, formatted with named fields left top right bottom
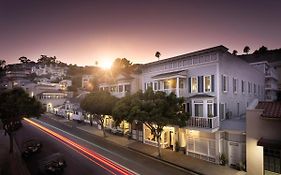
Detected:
left=243, top=46, right=250, bottom=54
left=112, top=87, right=189, bottom=157
left=80, top=91, right=118, bottom=137
left=0, top=88, right=44, bottom=153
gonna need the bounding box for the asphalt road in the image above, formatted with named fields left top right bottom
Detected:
left=15, top=121, right=113, bottom=175
left=16, top=116, right=194, bottom=175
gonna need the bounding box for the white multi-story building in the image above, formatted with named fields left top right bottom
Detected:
left=142, top=45, right=264, bottom=165
left=249, top=61, right=279, bottom=101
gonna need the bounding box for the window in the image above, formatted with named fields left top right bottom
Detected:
left=118, top=85, right=123, bottom=92
left=264, top=148, right=281, bottom=174
left=194, top=103, right=203, bottom=117
left=241, top=80, right=245, bottom=93
left=191, top=77, right=198, bottom=93
left=124, top=85, right=131, bottom=92
left=254, top=84, right=257, bottom=94
left=219, top=103, right=225, bottom=120
left=179, top=79, right=184, bottom=88
left=207, top=104, right=213, bottom=117
left=204, top=76, right=211, bottom=92
left=233, top=78, right=238, bottom=93
left=222, top=75, right=227, bottom=92
left=248, top=82, right=252, bottom=94
left=154, top=82, right=158, bottom=90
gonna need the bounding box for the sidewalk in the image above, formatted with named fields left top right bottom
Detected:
left=0, top=130, right=30, bottom=175
left=44, top=113, right=246, bottom=175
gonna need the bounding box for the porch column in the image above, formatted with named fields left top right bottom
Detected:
left=176, top=77, right=180, bottom=97
left=123, top=85, right=125, bottom=93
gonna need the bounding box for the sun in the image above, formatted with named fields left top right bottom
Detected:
left=100, top=60, right=112, bottom=69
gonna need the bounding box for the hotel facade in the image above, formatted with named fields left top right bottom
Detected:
left=141, top=45, right=264, bottom=165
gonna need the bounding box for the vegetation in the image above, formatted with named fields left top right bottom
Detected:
left=19, top=56, right=31, bottom=64
left=155, top=51, right=161, bottom=60
left=0, top=59, right=6, bottom=78
left=0, top=88, right=44, bottom=153
left=112, top=87, right=189, bottom=158
left=232, top=50, right=238, bottom=55
left=80, top=91, right=118, bottom=137
left=253, top=46, right=268, bottom=55
left=243, top=46, right=250, bottom=54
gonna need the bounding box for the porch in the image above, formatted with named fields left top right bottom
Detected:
left=187, top=116, right=219, bottom=129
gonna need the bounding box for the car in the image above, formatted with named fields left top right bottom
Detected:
left=38, top=153, right=66, bottom=175
left=21, top=139, right=42, bottom=158
left=111, top=128, right=123, bottom=136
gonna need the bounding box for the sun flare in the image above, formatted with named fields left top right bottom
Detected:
left=100, top=60, right=112, bottom=69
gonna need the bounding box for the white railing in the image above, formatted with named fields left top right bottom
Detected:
left=187, top=116, right=219, bottom=129
left=161, top=88, right=187, bottom=97
left=111, top=92, right=127, bottom=98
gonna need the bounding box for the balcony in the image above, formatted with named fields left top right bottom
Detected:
left=187, top=116, right=219, bottom=129
left=265, top=83, right=278, bottom=91
left=265, top=70, right=278, bottom=80
left=111, top=92, right=128, bottom=98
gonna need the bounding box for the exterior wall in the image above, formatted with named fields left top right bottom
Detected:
left=219, top=53, right=265, bottom=118
left=246, top=109, right=281, bottom=175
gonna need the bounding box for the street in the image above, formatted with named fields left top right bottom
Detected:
left=15, top=115, right=193, bottom=175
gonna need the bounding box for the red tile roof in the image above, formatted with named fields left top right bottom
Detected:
left=256, top=101, right=281, bottom=119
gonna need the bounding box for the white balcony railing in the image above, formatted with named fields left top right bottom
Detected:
left=161, top=88, right=187, bottom=97
left=111, top=92, right=128, bottom=98
left=187, top=116, right=219, bottom=129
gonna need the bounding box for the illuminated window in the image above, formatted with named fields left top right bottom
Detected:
left=204, top=76, right=211, bottom=92
left=191, top=77, right=198, bottom=93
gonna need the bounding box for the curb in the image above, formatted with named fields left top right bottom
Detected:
left=44, top=115, right=203, bottom=175
left=127, top=147, right=203, bottom=175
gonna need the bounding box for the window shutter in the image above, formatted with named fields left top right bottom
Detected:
left=188, top=77, right=191, bottom=93
left=211, top=75, right=215, bottom=92
left=227, top=76, right=229, bottom=92
left=214, top=103, right=217, bottom=116
left=198, top=76, right=203, bottom=92
left=221, top=75, right=224, bottom=92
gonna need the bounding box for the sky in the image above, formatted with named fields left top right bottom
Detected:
left=1, top=0, right=281, bottom=66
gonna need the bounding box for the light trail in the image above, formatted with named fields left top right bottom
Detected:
left=23, top=118, right=136, bottom=175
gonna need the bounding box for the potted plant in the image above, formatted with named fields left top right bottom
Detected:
left=175, top=141, right=180, bottom=152
left=219, top=153, right=227, bottom=166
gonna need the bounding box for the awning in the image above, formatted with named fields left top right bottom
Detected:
left=152, top=70, right=187, bottom=80
left=257, top=138, right=281, bottom=149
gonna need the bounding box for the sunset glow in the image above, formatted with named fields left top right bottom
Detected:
left=100, top=60, right=113, bottom=69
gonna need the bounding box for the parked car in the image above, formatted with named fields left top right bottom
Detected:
left=21, top=139, right=42, bottom=158
left=111, top=128, right=123, bottom=136
left=38, top=153, right=66, bottom=175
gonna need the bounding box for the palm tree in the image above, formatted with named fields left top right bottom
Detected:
left=243, top=46, right=250, bottom=54
left=155, top=51, right=161, bottom=61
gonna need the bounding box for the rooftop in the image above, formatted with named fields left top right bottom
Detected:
left=144, top=45, right=228, bottom=67
left=256, top=101, right=281, bottom=119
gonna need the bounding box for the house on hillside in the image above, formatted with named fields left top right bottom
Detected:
left=142, top=45, right=264, bottom=165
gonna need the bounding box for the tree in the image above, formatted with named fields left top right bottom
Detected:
left=155, top=51, right=161, bottom=60
left=0, top=59, right=6, bottom=78
left=112, top=87, right=189, bottom=158
left=19, top=56, right=31, bottom=64
left=111, top=58, right=133, bottom=75
left=37, top=55, right=56, bottom=65
left=253, top=46, right=268, bottom=55
left=80, top=91, right=118, bottom=137
left=232, top=50, right=238, bottom=55
left=243, top=46, right=250, bottom=54
left=0, top=88, right=44, bottom=153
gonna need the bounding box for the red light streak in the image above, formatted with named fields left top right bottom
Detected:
left=23, top=118, right=136, bottom=175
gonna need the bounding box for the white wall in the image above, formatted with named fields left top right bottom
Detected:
left=246, top=109, right=281, bottom=175
left=219, top=53, right=265, bottom=118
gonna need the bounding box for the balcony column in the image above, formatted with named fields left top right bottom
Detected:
left=123, top=85, right=125, bottom=93
left=176, top=77, right=180, bottom=97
